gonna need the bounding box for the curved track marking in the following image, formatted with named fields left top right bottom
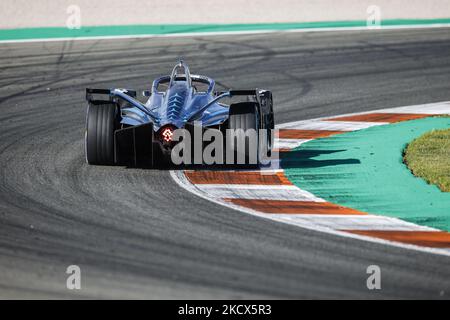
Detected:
left=171, top=101, right=450, bottom=256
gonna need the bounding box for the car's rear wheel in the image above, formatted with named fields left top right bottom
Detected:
left=85, top=102, right=119, bottom=165
left=227, top=102, right=261, bottom=165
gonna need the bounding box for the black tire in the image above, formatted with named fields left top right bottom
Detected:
left=85, top=102, right=119, bottom=165
left=227, top=102, right=260, bottom=165
left=261, top=92, right=274, bottom=154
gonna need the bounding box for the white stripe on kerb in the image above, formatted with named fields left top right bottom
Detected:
left=194, top=184, right=325, bottom=202
left=274, top=138, right=310, bottom=150
left=381, top=102, right=450, bottom=115
left=266, top=215, right=438, bottom=231
left=278, top=120, right=387, bottom=131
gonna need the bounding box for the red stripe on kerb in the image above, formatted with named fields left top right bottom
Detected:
left=344, top=230, right=450, bottom=248
left=326, top=113, right=432, bottom=123
left=184, top=171, right=293, bottom=185
left=277, top=129, right=344, bottom=139
left=224, top=199, right=367, bottom=215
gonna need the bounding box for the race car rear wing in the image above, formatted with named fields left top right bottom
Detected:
left=216, top=89, right=271, bottom=103
left=215, top=89, right=258, bottom=97
left=189, top=89, right=272, bottom=122
left=86, top=88, right=137, bottom=102
left=86, top=88, right=158, bottom=121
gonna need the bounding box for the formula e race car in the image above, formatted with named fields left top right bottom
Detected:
left=85, top=61, right=274, bottom=167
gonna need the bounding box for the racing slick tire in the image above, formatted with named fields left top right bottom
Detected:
left=227, top=102, right=261, bottom=166
left=85, top=101, right=119, bottom=165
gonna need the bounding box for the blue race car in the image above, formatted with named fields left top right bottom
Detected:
left=85, top=60, right=274, bottom=167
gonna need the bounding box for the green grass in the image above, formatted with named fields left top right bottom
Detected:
left=404, top=128, right=450, bottom=192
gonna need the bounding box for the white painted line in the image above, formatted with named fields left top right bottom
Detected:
left=194, top=184, right=325, bottom=202
left=278, top=120, right=388, bottom=131
left=2, top=24, right=450, bottom=44
left=0, top=29, right=280, bottom=44
left=268, top=214, right=438, bottom=231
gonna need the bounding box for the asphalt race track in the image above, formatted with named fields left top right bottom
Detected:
left=0, top=28, right=450, bottom=299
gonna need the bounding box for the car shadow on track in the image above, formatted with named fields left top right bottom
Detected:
left=280, top=149, right=361, bottom=169
left=125, top=160, right=261, bottom=171
left=126, top=149, right=360, bottom=171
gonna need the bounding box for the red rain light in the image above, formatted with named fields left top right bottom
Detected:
left=161, top=127, right=174, bottom=142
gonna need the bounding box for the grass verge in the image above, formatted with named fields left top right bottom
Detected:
left=404, top=127, right=450, bottom=192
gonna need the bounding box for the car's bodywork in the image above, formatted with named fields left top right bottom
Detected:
left=85, top=61, right=274, bottom=166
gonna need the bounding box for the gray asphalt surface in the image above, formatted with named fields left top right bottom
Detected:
left=0, top=28, right=450, bottom=299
